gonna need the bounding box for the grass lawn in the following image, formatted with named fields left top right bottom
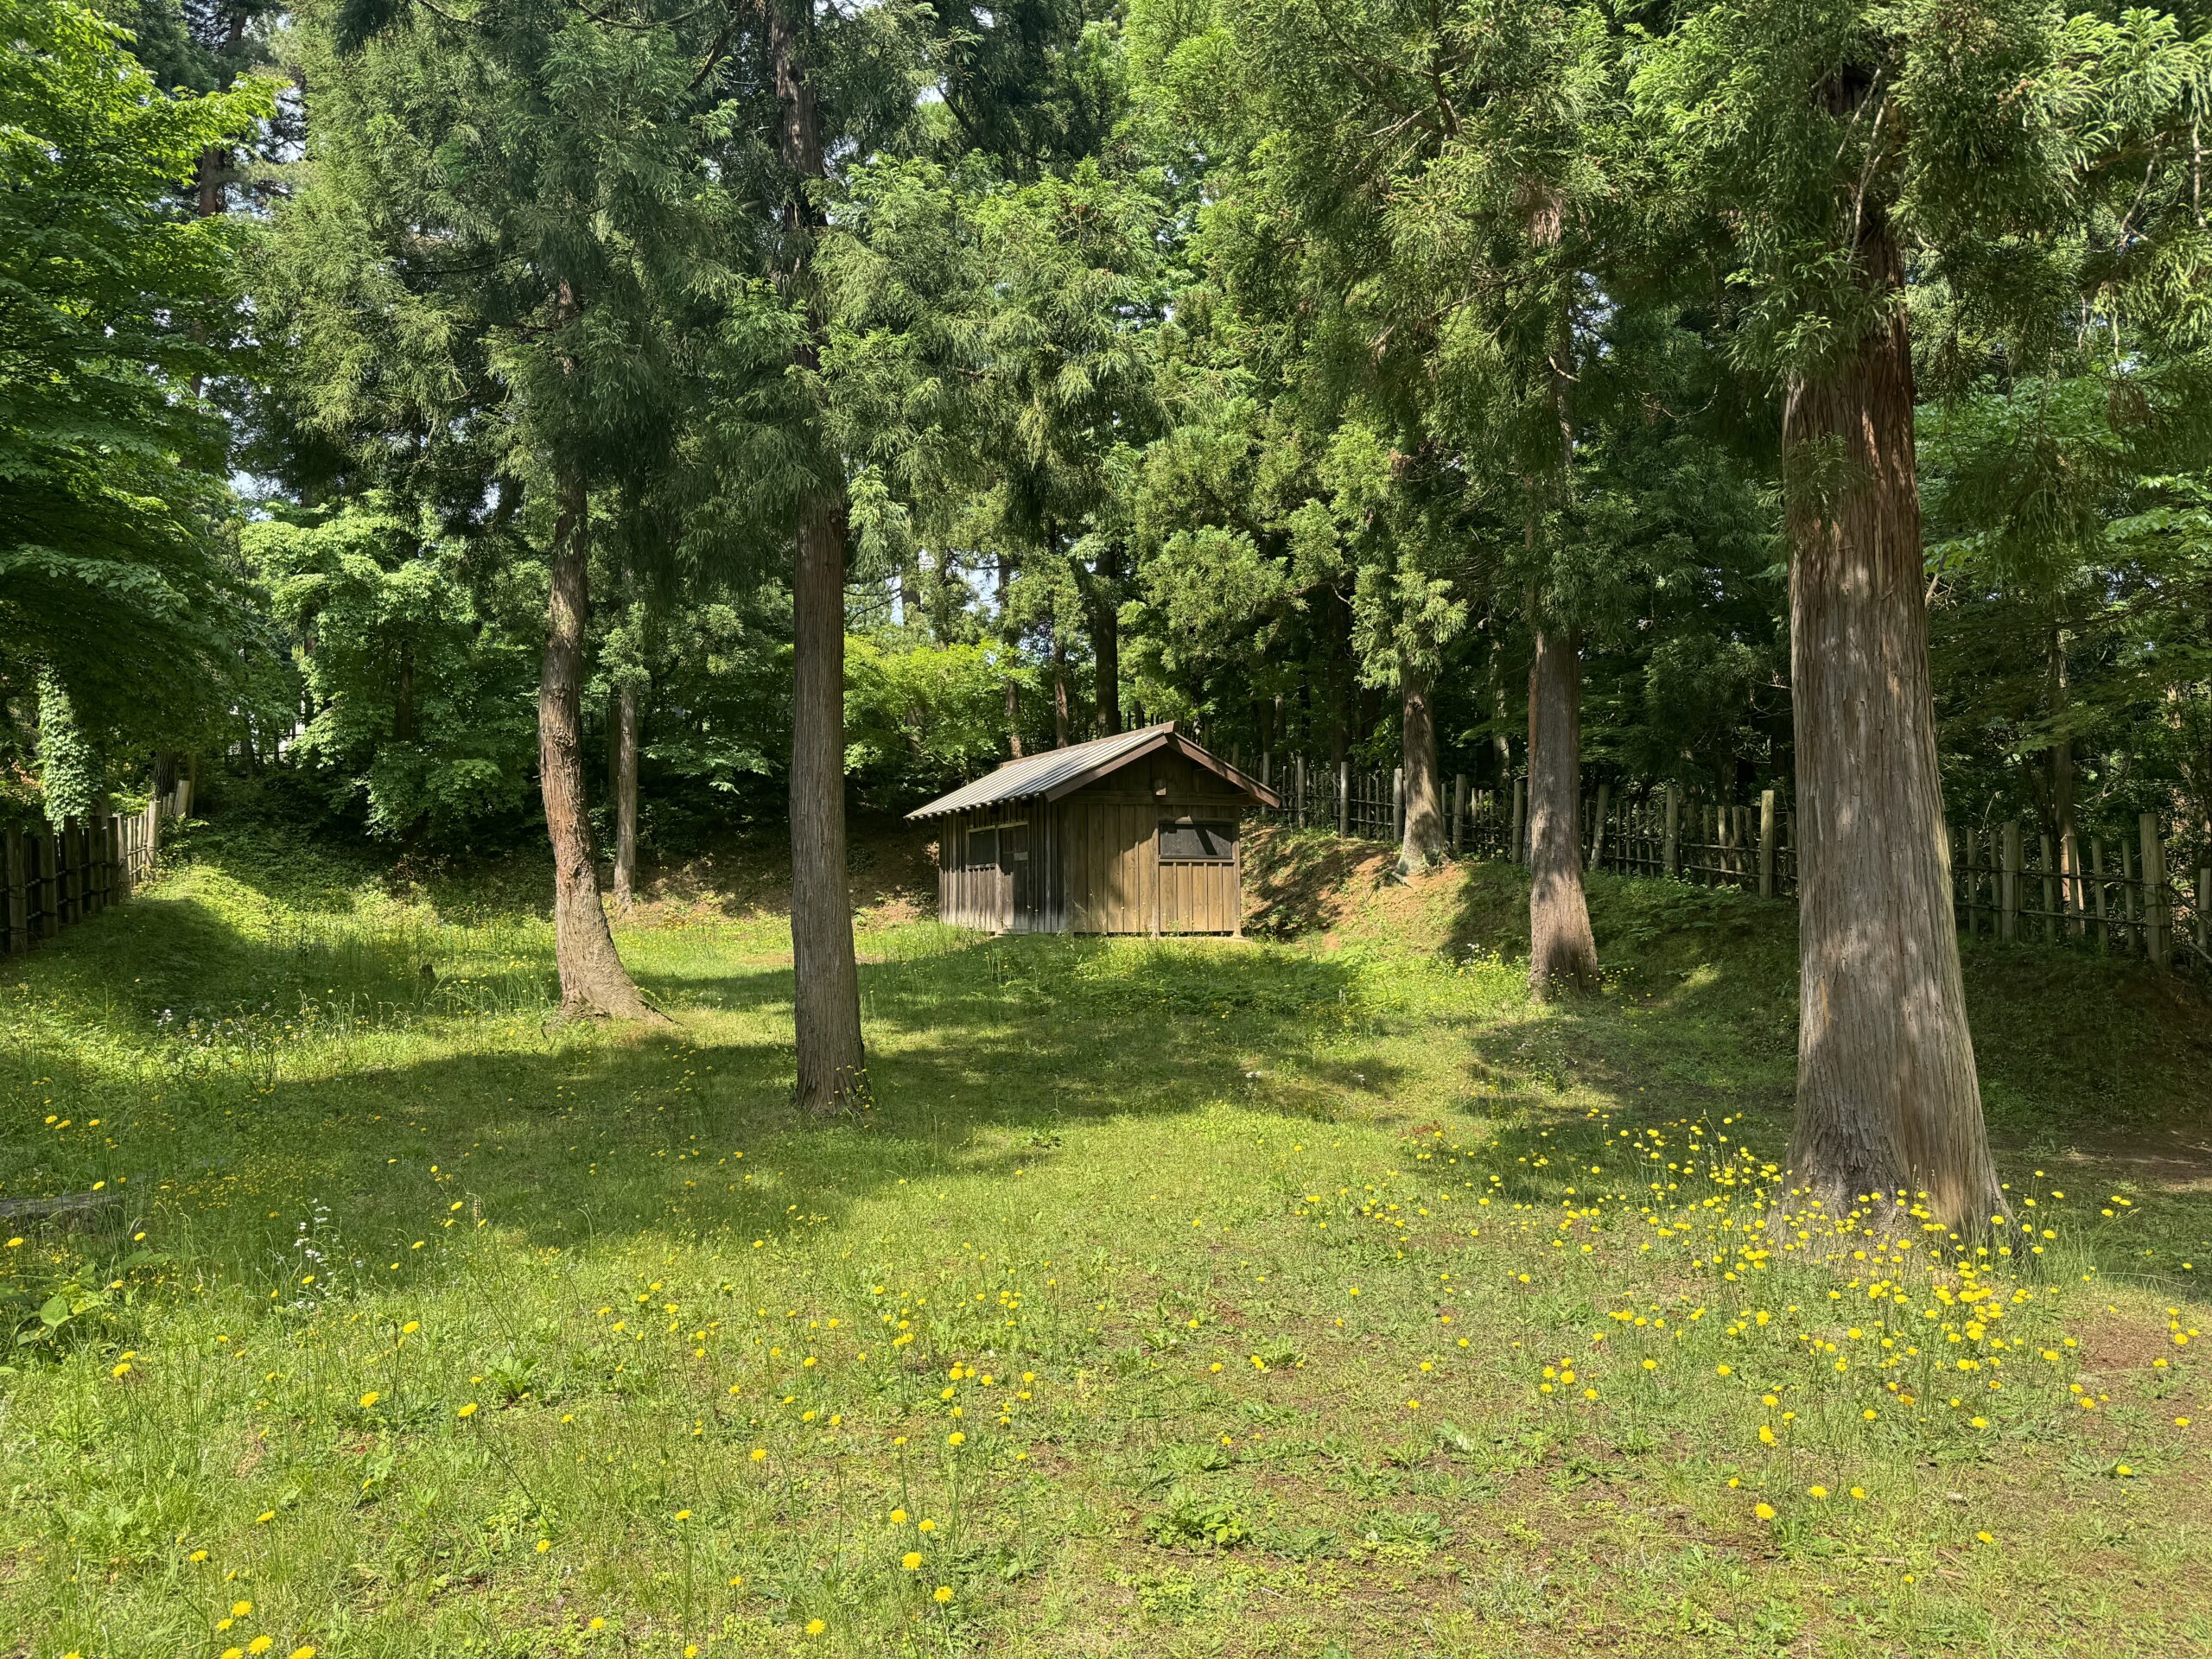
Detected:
left=2, top=817, right=2208, bottom=1658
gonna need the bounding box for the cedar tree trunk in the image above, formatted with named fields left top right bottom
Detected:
left=1526, top=616, right=1599, bottom=995
left=1400, top=664, right=1446, bottom=871
left=772, top=0, right=868, bottom=1112
left=790, top=496, right=867, bottom=1112
left=1780, top=217, right=2001, bottom=1236
left=539, top=477, right=656, bottom=1020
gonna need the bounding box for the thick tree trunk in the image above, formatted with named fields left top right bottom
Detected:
left=772, top=0, right=868, bottom=1112
left=1089, top=543, right=1122, bottom=735
left=1400, top=664, right=1446, bottom=872
left=790, top=497, right=868, bottom=1113
left=1780, top=217, right=2000, bottom=1236
left=1052, top=637, right=1071, bottom=747
left=539, top=477, right=657, bottom=1020
left=1527, top=616, right=1599, bottom=994
left=613, top=679, right=639, bottom=912
left=1522, top=182, right=1598, bottom=996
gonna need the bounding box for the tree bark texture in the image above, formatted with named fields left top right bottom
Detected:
left=1780, top=218, right=2001, bottom=1236
left=772, top=0, right=868, bottom=1112
left=1526, top=619, right=1599, bottom=995
left=1089, top=543, right=1122, bottom=735
left=1399, top=665, right=1446, bottom=871
left=1521, top=182, right=1598, bottom=995
left=613, top=680, right=639, bottom=912
left=789, top=496, right=868, bottom=1113
left=539, top=477, right=656, bottom=1020
left=1052, top=636, right=1071, bottom=747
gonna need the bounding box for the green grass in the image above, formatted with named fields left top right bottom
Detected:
left=2, top=820, right=2208, bottom=1658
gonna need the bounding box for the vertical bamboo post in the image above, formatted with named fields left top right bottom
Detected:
left=2092, top=837, right=2109, bottom=953
left=2140, top=810, right=2168, bottom=969
left=1999, top=820, right=2022, bottom=941
left=2039, top=833, right=2057, bottom=944
left=1961, top=825, right=1979, bottom=934
left=2052, top=827, right=2070, bottom=938
left=1511, top=776, right=1528, bottom=864
left=1758, top=789, right=1777, bottom=899
left=1452, top=773, right=1466, bottom=855
left=1586, top=781, right=1610, bottom=871
left=1294, top=756, right=1305, bottom=830
left=2121, top=836, right=2139, bottom=953
left=1391, top=767, right=1404, bottom=842
left=3, top=828, right=21, bottom=955
left=1663, top=785, right=1680, bottom=878
left=35, top=830, right=57, bottom=940
left=1336, top=761, right=1349, bottom=837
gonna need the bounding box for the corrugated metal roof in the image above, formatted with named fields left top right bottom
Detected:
left=906, top=723, right=1175, bottom=820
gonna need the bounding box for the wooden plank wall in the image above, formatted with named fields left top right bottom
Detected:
left=929, top=750, right=1254, bottom=937
left=1, top=786, right=184, bottom=958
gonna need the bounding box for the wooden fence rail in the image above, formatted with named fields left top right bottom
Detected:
left=0, top=782, right=192, bottom=959
left=1258, top=758, right=2210, bottom=978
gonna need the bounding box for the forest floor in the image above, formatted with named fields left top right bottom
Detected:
left=2, top=812, right=2209, bottom=1658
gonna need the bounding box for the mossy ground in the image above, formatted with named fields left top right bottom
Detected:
left=2, top=818, right=2207, bottom=1657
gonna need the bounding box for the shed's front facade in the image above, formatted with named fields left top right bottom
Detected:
left=909, top=725, right=1280, bottom=936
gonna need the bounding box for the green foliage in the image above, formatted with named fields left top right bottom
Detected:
left=245, top=500, right=539, bottom=842
left=0, top=0, right=271, bottom=754
left=844, top=635, right=1020, bottom=806
left=34, top=669, right=101, bottom=824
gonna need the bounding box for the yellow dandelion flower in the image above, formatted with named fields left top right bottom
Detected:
left=805, top=1618, right=827, bottom=1635
left=933, top=1586, right=953, bottom=1604
left=456, top=1402, right=478, bottom=1418
left=359, top=1391, right=379, bottom=1409
left=902, top=1552, right=922, bottom=1570
left=1753, top=1503, right=1776, bottom=1521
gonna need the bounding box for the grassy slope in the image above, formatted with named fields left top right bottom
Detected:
left=0, top=817, right=2205, bottom=1658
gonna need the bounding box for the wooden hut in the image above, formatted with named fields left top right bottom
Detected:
left=909, top=723, right=1281, bottom=935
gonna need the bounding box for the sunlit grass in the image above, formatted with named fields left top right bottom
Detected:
left=1, top=828, right=2206, bottom=1656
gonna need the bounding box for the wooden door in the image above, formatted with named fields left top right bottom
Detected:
left=1158, top=817, right=1238, bottom=934
left=1001, top=820, right=1030, bottom=930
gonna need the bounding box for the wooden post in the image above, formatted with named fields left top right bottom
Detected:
left=1999, top=819, right=2022, bottom=941
left=1587, top=781, right=1611, bottom=871
left=1293, top=756, right=1305, bottom=829
left=1662, top=785, right=1680, bottom=878
left=1391, top=767, right=1403, bottom=842
left=1758, top=789, right=1777, bottom=899
left=2140, top=810, right=2169, bottom=969
left=2092, top=837, right=2109, bottom=953
left=1510, top=775, right=1528, bottom=865
left=1452, top=773, right=1466, bottom=855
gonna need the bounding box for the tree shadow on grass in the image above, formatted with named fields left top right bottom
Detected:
left=1431, top=852, right=2212, bottom=1252
left=4, top=908, right=1396, bottom=1297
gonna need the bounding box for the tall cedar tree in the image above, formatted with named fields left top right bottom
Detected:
left=770, top=0, right=868, bottom=1112
left=282, top=0, right=770, bottom=1019
left=1630, top=0, right=2184, bottom=1230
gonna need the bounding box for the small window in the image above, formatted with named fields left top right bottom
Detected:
left=1160, top=819, right=1236, bottom=861
left=967, top=826, right=999, bottom=868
